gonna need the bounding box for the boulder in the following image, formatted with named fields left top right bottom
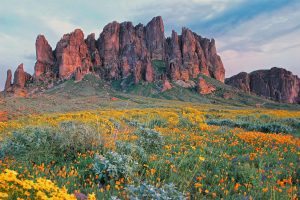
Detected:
left=162, top=78, right=172, bottom=92
left=197, top=77, right=216, bottom=95
left=74, top=67, right=85, bottom=82
left=175, top=80, right=196, bottom=88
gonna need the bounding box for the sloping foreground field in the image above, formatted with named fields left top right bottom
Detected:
left=0, top=106, right=299, bottom=199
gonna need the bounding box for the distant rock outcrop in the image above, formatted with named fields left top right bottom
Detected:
left=14, top=64, right=32, bottom=89
left=4, top=64, right=32, bottom=97
left=225, top=72, right=250, bottom=93
left=226, top=68, right=300, bottom=103
left=3, top=16, right=226, bottom=96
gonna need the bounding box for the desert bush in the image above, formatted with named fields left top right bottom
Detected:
left=116, top=141, right=148, bottom=163
left=206, top=119, right=236, bottom=127
left=253, top=123, right=293, bottom=133
left=126, top=118, right=167, bottom=129
left=134, top=128, right=164, bottom=153
left=93, top=151, right=138, bottom=183
left=125, top=182, right=186, bottom=200
left=0, top=121, right=102, bottom=163
left=59, top=121, right=102, bottom=158
left=178, top=117, right=195, bottom=128
left=206, top=119, right=293, bottom=133
left=146, top=118, right=168, bottom=129
left=279, top=118, right=300, bottom=128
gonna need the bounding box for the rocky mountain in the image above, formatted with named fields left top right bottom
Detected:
left=226, top=67, right=300, bottom=103
left=3, top=16, right=225, bottom=96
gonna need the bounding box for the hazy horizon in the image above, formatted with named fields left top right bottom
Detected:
left=1, top=0, right=300, bottom=90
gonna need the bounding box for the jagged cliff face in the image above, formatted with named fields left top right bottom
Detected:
left=226, top=68, right=300, bottom=104
left=165, top=28, right=225, bottom=82
left=34, top=35, right=55, bottom=79
left=4, top=16, right=225, bottom=96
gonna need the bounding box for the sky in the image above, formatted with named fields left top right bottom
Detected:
left=1, top=0, right=300, bottom=90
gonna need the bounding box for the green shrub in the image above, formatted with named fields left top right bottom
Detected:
left=0, top=121, right=102, bottom=163
left=178, top=117, right=195, bottom=128
left=93, top=151, right=138, bottom=183
left=135, top=128, right=165, bottom=153
left=206, top=119, right=236, bottom=127
left=116, top=141, right=148, bottom=163
left=146, top=118, right=168, bottom=129
left=280, top=118, right=300, bottom=128
left=206, top=119, right=293, bottom=133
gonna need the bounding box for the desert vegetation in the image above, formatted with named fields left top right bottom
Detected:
left=0, top=106, right=299, bottom=199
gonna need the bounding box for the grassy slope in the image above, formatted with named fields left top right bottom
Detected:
left=0, top=70, right=300, bottom=120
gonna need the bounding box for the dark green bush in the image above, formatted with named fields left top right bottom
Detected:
left=206, top=119, right=293, bottom=134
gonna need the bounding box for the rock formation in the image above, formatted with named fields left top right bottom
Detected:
left=85, top=33, right=101, bottom=68
left=4, top=70, right=13, bottom=93
left=14, top=64, right=28, bottom=88
left=34, top=35, right=55, bottom=80
left=197, top=77, right=216, bottom=95
left=165, top=28, right=225, bottom=82
left=55, top=29, right=92, bottom=79
left=3, top=16, right=226, bottom=96
left=225, top=72, right=250, bottom=93
left=226, top=67, right=300, bottom=103
left=37, top=16, right=224, bottom=84
left=145, top=16, right=165, bottom=60
left=4, top=64, right=32, bottom=97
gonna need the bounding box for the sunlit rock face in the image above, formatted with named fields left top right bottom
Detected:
left=2, top=16, right=227, bottom=96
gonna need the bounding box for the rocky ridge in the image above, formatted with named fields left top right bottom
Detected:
left=226, top=68, right=300, bottom=103
left=3, top=16, right=224, bottom=97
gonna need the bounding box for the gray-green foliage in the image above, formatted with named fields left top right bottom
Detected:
left=135, top=128, right=165, bottom=153
left=116, top=141, right=148, bottom=163
left=93, top=151, right=138, bottom=181
left=92, top=127, right=165, bottom=184
left=126, top=183, right=186, bottom=200
left=0, top=121, right=102, bottom=163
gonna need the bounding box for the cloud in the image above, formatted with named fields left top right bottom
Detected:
left=40, top=17, right=78, bottom=37
left=216, top=1, right=300, bottom=78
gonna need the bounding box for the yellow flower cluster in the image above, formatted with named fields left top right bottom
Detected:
left=0, top=169, right=98, bottom=200
left=0, top=169, right=76, bottom=199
